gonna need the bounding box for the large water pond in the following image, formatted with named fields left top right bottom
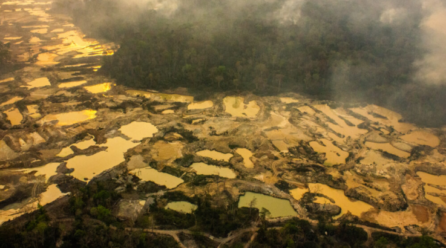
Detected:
left=190, top=162, right=236, bottom=178
left=238, top=192, right=297, bottom=218
left=130, top=167, right=184, bottom=189
left=165, top=201, right=197, bottom=214
left=223, top=96, right=259, bottom=118
left=290, top=184, right=374, bottom=218
left=188, top=101, right=213, bottom=110
left=84, top=83, right=112, bottom=93
left=235, top=148, right=254, bottom=168
left=365, top=142, right=410, bottom=158
left=309, top=139, right=348, bottom=165
left=196, top=150, right=233, bottom=162
left=39, top=110, right=97, bottom=126
left=417, top=171, right=446, bottom=207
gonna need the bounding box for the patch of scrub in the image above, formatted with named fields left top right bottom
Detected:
left=401, top=131, right=440, bottom=148
left=223, top=96, right=259, bottom=118
left=196, top=150, right=233, bottom=162
left=4, top=108, right=23, bottom=126
left=0, top=140, right=19, bottom=161
left=39, top=184, right=69, bottom=206
left=58, top=80, right=87, bottom=88
left=165, top=201, right=197, bottom=214
left=127, top=90, right=194, bottom=103
left=120, top=121, right=158, bottom=141
left=84, top=83, right=112, bottom=93
left=191, top=162, right=236, bottom=178
left=309, top=139, right=348, bottom=165
left=23, top=77, right=51, bottom=89
left=235, top=148, right=254, bottom=168
left=366, top=208, right=430, bottom=229
left=0, top=96, right=23, bottom=107
left=26, top=105, right=40, bottom=118
left=280, top=97, right=299, bottom=104
left=305, top=184, right=374, bottom=218
left=238, top=192, right=297, bottom=218
left=151, top=141, right=183, bottom=162
left=365, top=142, right=410, bottom=158
left=130, top=167, right=184, bottom=189
left=39, top=110, right=97, bottom=126
left=188, top=101, right=213, bottom=110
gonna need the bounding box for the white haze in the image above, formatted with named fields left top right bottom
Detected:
left=415, top=0, right=446, bottom=85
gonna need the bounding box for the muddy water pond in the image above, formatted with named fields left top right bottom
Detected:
left=165, top=201, right=197, bottom=214
left=39, top=184, right=69, bottom=206
left=223, top=96, right=259, bottom=118
left=26, top=105, right=40, bottom=118
left=307, top=184, right=374, bottom=218
left=39, top=110, right=97, bottom=126
left=84, top=83, right=112, bottom=93
left=120, top=121, right=158, bottom=141
left=23, top=77, right=51, bottom=89
left=0, top=96, right=23, bottom=107
left=130, top=167, right=184, bottom=189
left=58, top=80, right=87, bottom=88
left=417, top=172, right=446, bottom=206
left=191, top=162, right=236, bottom=178
left=196, top=150, right=233, bottom=162
left=309, top=139, right=348, bottom=165
left=401, top=131, right=440, bottom=148
left=188, top=100, right=213, bottom=110
left=4, top=108, right=23, bottom=126
left=238, top=192, right=297, bottom=218
left=365, top=142, right=410, bottom=158
left=235, top=148, right=254, bottom=168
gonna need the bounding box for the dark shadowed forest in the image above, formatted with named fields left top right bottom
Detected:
left=51, top=0, right=446, bottom=127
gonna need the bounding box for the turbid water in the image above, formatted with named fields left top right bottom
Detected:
left=238, top=192, right=298, bottom=218
left=165, top=201, right=197, bottom=214
left=196, top=150, right=233, bottom=162
left=58, top=80, right=87, bottom=88
left=235, top=148, right=254, bottom=168
left=84, top=83, right=112, bottom=93
left=4, top=108, right=23, bottom=126
left=223, top=96, right=259, bottom=118
left=130, top=167, right=184, bottom=189
left=190, top=162, right=236, bottom=178
left=188, top=100, right=214, bottom=110
left=39, top=110, right=97, bottom=126
left=310, top=139, right=349, bottom=165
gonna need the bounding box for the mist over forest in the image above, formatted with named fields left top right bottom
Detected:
left=53, top=0, right=446, bottom=127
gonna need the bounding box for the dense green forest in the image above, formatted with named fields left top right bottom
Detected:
left=0, top=42, right=11, bottom=70
left=53, top=0, right=446, bottom=127
left=0, top=179, right=441, bottom=248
